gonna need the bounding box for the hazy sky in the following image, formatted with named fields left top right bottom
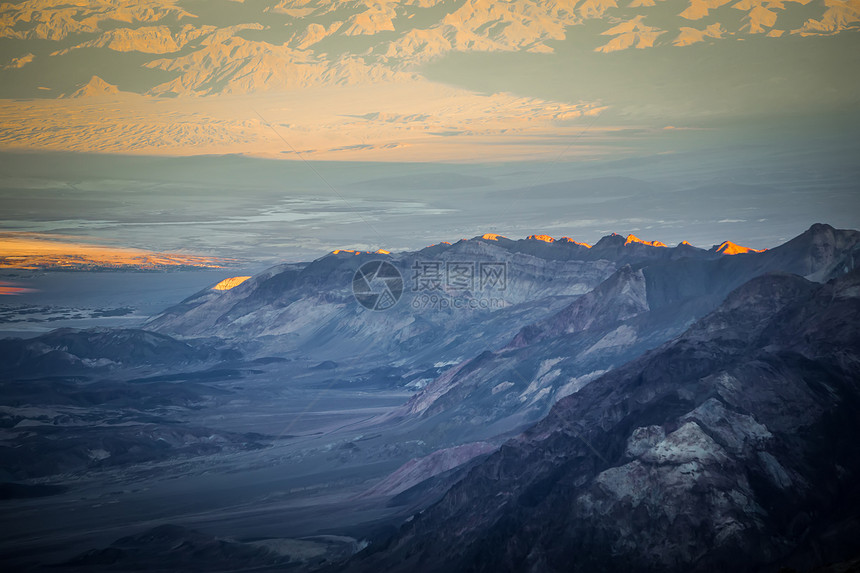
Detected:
left=0, top=0, right=858, bottom=263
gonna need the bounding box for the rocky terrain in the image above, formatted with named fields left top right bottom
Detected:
left=0, top=328, right=269, bottom=483
left=146, top=234, right=625, bottom=365
left=344, top=268, right=860, bottom=572
left=383, top=223, right=860, bottom=443
left=2, top=224, right=859, bottom=572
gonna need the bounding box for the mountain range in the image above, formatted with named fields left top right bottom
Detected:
left=3, top=0, right=858, bottom=97
left=2, top=223, right=859, bottom=572
left=144, top=224, right=860, bottom=441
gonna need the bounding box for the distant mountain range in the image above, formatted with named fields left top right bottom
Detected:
left=3, top=0, right=858, bottom=97
left=8, top=224, right=857, bottom=435
left=7, top=223, right=857, bottom=436
left=1, top=0, right=857, bottom=160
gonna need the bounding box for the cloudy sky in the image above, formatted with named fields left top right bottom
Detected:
left=0, top=0, right=858, bottom=263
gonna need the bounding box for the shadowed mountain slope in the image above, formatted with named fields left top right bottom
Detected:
left=345, top=268, right=860, bottom=572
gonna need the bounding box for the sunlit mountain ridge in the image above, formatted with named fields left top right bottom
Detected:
left=712, top=239, right=765, bottom=254
left=414, top=231, right=759, bottom=253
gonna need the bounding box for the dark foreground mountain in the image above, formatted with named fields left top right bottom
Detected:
left=344, top=269, right=860, bottom=573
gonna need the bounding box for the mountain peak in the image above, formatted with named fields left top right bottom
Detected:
left=353, top=263, right=860, bottom=573
left=330, top=248, right=390, bottom=256
left=680, top=271, right=819, bottom=351
left=625, top=234, right=667, bottom=248
left=807, top=222, right=836, bottom=235
left=712, top=240, right=765, bottom=255
left=592, top=233, right=627, bottom=249
left=593, top=233, right=668, bottom=249
left=480, top=233, right=506, bottom=241
left=769, top=223, right=860, bottom=281
left=526, top=234, right=555, bottom=243
left=212, top=276, right=251, bottom=291
left=67, top=75, right=121, bottom=98
left=558, top=237, right=592, bottom=248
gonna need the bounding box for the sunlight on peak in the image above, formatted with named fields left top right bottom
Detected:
left=715, top=240, right=765, bottom=255
left=332, top=248, right=390, bottom=255
left=527, top=235, right=556, bottom=243
left=481, top=233, right=506, bottom=241
left=212, top=276, right=252, bottom=291
left=559, top=237, right=592, bottom=248
left=625, top=234, right=668, bottom=247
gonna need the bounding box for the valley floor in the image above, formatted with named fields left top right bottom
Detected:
left=0, top=362, right=432, bottom=571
